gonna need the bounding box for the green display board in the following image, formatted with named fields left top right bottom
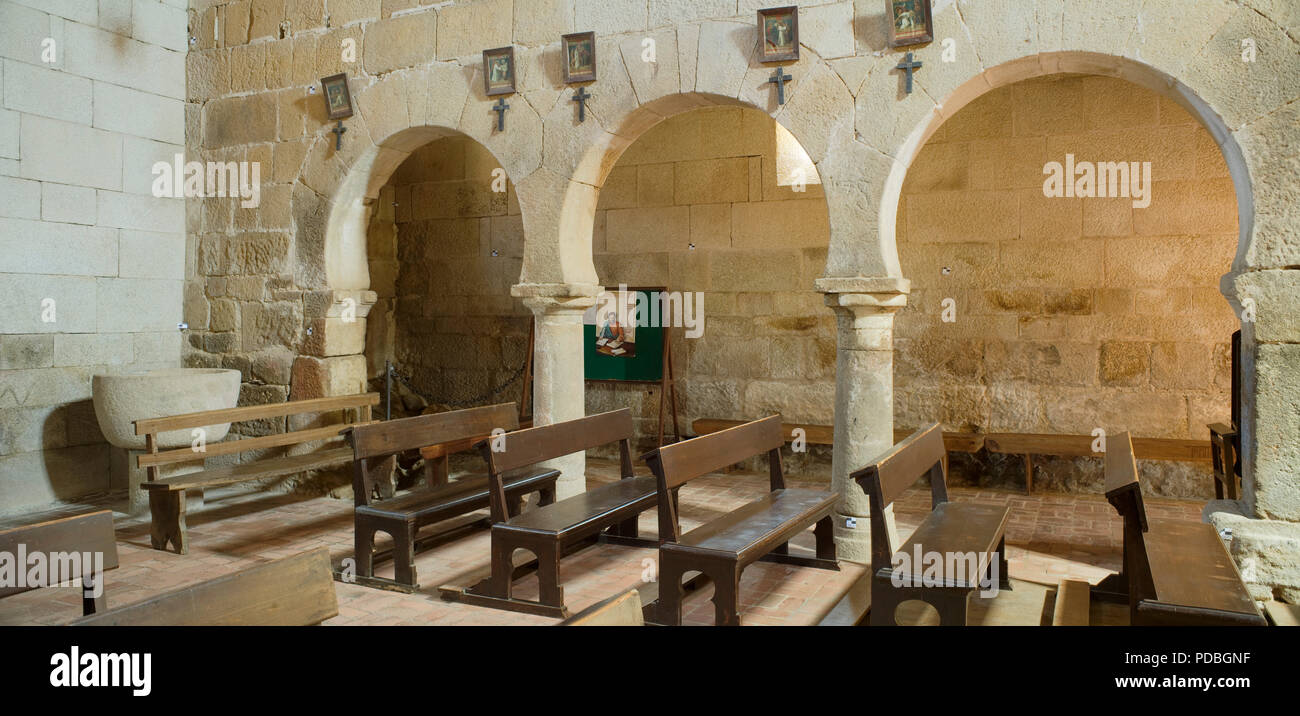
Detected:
left=584, top=287, right=665, bottom=383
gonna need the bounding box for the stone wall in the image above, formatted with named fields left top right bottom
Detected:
left=0, top=0, right=188, bottom=513
left=894, top=74, right=1239, bottom=495
left=586, top=106, right=834, bottom=469
left=366, top=136, right=531, bottom=410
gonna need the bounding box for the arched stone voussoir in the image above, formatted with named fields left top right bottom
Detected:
left=773, top=61, right=854, bottom=165
left=541, top=100, right=633, bottom=188
left=354, top=74, right=414, bottom=149
left=458, top=67, right=544, bottom=180
left=1233, top=101, right=1300, bottom=270
left=1181, top=2, right=1300, bottom=132
left=694, top=20, right=759, bottom=100
left=618, top=28, right=683, bottom=109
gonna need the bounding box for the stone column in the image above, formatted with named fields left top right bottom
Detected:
left=817, top=278, right=909, bottom=563
left=518, top=287, right=599, bottom=499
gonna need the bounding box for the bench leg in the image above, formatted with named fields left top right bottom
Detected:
left=814, top=516, right=836, bottom=560
left=869, top=579, right=904, bottom=626
left=486, top=536, right=516, bottom=600
left=537, top=541, right=565, bottom=609
left=712, top=564, right=742, bottom=627
left=392, top=525, right=417, bottom=588
left=148, top=490, right=187, bottom=554
left=655, top=555, right=687, bottom=626
left=935, top=591, right=970, bottom=626
left=538, top=485, right=556, bottom=507
left=81, top=571, right=106, bottom=616
left=994, top=536, right=1012, bottom=591
left=354, top=520, right=376, bottom=579
left=507, top=495, right=524, bottom=518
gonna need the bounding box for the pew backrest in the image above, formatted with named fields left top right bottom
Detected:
left=344, top=402, right=519, bottom=506
left=850, top=422, right=948, bottom=511
left=0, top=510, right=119, bottom=616
left=644, top=415, right=785, bottom=542
left=71, top=548, right=338, bottom=626
left=480, top=409, right=636, bottom=522
left=1103, top=432, right=1147, bottom=532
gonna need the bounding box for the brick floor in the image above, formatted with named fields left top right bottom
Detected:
left=0, top=458, right=1204, bottom=626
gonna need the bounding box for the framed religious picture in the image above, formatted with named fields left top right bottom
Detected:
left=319, top=73, right=354, bottom=120
left=482, top=46, right=516, bottom=96
left=583, top=286, right=666, bottom=382
left=885, top=0, right=934, bottom=48
left=758, top=6, right=799, bottom=63
left=562, top=31, right=597, bottom=83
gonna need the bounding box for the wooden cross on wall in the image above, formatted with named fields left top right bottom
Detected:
left=492, top=98, right=510, bottom=132
left=571, top=86, right=591, bottom=123
left=767, top=67, right=792, bottom=105
left=331, top=121, right=347, bottom=150
left=895, top=52, right=922, bottom=95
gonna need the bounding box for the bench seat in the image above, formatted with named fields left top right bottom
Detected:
left=889, top=502, right=1010, bottom=588
left=496, top=474, right=657, bottom=538
left=356, top=467, right=559, bottom=523
left=669, top=488, right=837, bottom=563
left=139, top=447, right=355, bottom=492
left=1140, top=519, right=1262, bottom=625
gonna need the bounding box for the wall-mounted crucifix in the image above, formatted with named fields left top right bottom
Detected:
left=492, top=98, right=510, bottom=132
left=572, top=86, right=591, bottom=123
left=895, top=51, right=922, bottom=95
left=330, top=121, right=347, bottom=151
left=767, top=67, right=792, bottom=105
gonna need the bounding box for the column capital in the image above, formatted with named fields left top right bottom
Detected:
left=815, top=275, right=911, bottom=299
left=511, top=281, right=603, bottom=300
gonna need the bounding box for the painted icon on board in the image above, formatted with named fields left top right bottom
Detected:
left=758, top=6, right=799, bottom=63
left=562, top=31, right=597, bottom=83
left=886, top=0, right=934, bottom=47
left=320, top=73, right=354, bottom=120
left=483, top=46, right=516, bottom=96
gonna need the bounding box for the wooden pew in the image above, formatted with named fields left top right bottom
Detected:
left=1100, top=432, right=1265, bottom=626
left=418, top=419, right=533, bottom=487
left=0, top=510, right=119, bottom=617
left=1207, top=423, right=1240, bottom=499
left=644, top=415, right=839, bottom=626
left=71, top=548, right=338, bottom=626
left=558, top=589, right=645, bottom=626
left=691, top=418, right=986, bottom=456
left=851, top=423, right=1012, bottom=626
left=135, top=393, right=379, bottom=554
left=984, top=432, right=1212, bottom=493
left=344, top=403, right=558, bottom=592
left=440, top=408, right=658, bottom=618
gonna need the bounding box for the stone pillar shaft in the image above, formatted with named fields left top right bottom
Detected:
left=521, top=292, right=597, bottom=499
left=822, top=287, right=909, bottom=562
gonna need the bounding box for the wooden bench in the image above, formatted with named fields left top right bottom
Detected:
left=558, top=588, right=645, bottom=626
left=417, top=418, right=533, bottom=489
left=985, top=432, right=1212, bottom=493
left=1051, top=579, right=1091, bottom=626
left=1100, top=432, right=1265, bottom=626
left=344, top=403, right=559, bottom=591
left=0, top=510, right=119, bottom=617
left=135, top=393, right=379, bottom=554
left=439, top=408, right=658, bottom=618
left=851, top=423, right=1012, bottom=626
left=1207, top=423, right=1240, bottom=499
left=71, top=548, right=338, bottom=626
left=692, top=419, right=986, bottom=456
left=644, top=415, right=839, bottom=626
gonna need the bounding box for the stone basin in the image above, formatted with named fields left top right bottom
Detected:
left=93, top=368, right=242, bottom=450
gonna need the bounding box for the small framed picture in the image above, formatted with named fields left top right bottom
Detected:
left=483, top=46, right=516, bottom=96
left=885, top=0, right=934, bottom=48
left=562, top=31, right=596, bottom=84
left=758, top=6, right=799, bottom=63
left=319, top=73, right=354, bottom=120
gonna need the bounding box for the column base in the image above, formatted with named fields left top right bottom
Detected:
left=1205, top=499, right=1300, bottom=603
left=831, top=507, right=900, bottom=564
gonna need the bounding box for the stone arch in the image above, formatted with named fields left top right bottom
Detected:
left=878, top=52, right=1255, bottom=291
